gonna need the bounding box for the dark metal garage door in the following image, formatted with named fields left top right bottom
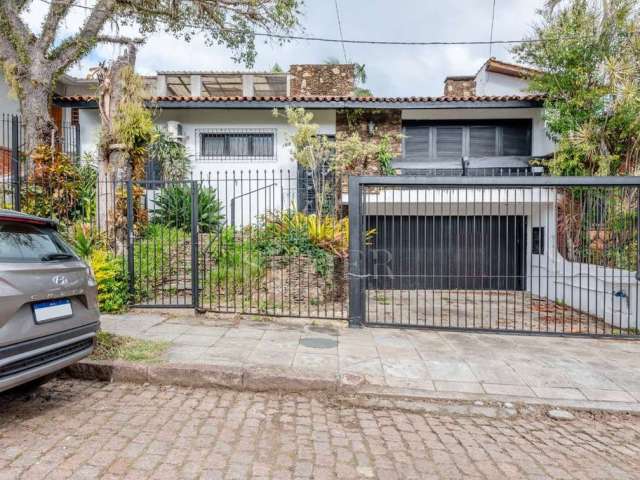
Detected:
left=365, top=216, right=527, bottom=291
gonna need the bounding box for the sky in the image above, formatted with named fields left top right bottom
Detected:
left=22, top=0, right=547, bottom=97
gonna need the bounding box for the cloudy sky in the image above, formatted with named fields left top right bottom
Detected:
left=24, top=0, right=546, bottom=96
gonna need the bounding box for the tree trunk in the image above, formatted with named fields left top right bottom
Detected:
left=19, top=81, right=56, bottom=156
left=95, top=45, right=138, bottom=237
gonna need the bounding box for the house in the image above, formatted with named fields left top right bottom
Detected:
left=7, top=59, right=634, bottom=329
left=49, top=58, right=553, bottom=178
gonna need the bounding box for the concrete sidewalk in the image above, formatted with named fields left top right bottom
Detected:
left=99, top=310, right=640, bottom=410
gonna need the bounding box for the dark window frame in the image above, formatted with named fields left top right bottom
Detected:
left=197, top=129, right=276, bottom=161
left=532, top=226, right=545, bottom=255
left=401, top=119, right=532, bottom=162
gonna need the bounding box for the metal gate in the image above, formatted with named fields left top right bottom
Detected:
left=128, top=173, right=348, bottom=319
left=348, top=176, right=640, bottom=337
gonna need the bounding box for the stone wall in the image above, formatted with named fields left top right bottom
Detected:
left=289, top=64, right=355, bottom=96
left=443, top=77, right=476, bottom=97
left=335, top=109, right=402, bottom=175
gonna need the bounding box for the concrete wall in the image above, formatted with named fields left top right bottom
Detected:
left=475, top=70, right=531, bottom=96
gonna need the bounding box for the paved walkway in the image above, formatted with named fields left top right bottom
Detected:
left=2, top=379, right=640, bottom=479
left=101, top=311, right=640, bottom=408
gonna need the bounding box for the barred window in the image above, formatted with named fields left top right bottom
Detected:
left=200, top=130, right=275, bottom=160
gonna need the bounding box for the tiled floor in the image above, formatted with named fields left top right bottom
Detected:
left=101, top=311, right=640, bottom=405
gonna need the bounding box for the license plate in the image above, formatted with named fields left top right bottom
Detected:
left=32, top=298, right=72, bottom=323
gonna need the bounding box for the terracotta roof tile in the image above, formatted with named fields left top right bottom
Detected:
left=54, top=94, right=545, bottom=104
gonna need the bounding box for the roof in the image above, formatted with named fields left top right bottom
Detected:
left=481, top=58, right=540, bottom=79
left=54, top=94, right=545, bottom=109
left=156, top=70, right=286, bottom=76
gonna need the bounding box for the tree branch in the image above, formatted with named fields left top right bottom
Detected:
left=0, top=5, right=22, bottom=63
left=51, top=0, right=118, bottom=72
left=0, top=2, right=33, bottom=54
left=38, top=0, right=76, bottom=52
left=96, top=35, right=145, bottom=45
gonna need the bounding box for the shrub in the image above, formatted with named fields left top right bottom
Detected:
left=255, top=211, right=334, bottom=276
left=153, top=184, right=224, bottom=232
left=22, top=145, right=81, bottom=221
left=65, top=222, right=104, bottom=260
left=74, top=161, right=98, bottom=221
left=89, top=249, right=129, bottom=313
left=148, top=128, right=190, bottom=180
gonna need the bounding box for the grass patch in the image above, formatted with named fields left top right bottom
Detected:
left=92, top=331, right=168, bottom=363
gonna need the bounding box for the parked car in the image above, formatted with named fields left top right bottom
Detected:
left=0, top=210, right=100, bottom=393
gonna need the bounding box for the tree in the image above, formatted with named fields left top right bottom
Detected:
left=514, top=0, right=640, bottom=175
left=0, top=0, right=301, bottom=153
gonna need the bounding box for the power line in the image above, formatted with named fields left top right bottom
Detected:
left=333, top=0, right=348, bottom=63
left=489, top=0, right=497, bottom=57
left=37, top=0, right=638, bottom=47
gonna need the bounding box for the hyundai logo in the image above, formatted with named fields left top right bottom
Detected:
left=52, top=275, right=69, bottom=286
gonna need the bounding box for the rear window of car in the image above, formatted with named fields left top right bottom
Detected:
left=0, top=221, right=73, bottom=262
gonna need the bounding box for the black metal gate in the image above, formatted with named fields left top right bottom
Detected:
left=127, top=173, right=348, bottom=319
left=349, top=176, right=640, bottom=337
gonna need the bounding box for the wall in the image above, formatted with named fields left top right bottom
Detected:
left=475, top=70, right=530, bottom=96
left=289, top=64, right=355, bottom=96
left=336, top=109, right=402, bottom=175
left=443, top=78, right=476, bottom=97
left=529, top=201, right=639, bottom=330
left=153, top=108, right=336, bottom=225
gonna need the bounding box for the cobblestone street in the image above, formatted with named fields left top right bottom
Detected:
left=1, top=380, right=640, bottom=479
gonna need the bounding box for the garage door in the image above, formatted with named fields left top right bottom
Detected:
left=365, top=216, right=527, bottom=291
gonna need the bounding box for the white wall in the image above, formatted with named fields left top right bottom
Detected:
left=154, top=108, right=336, bottom=177
left=475, top=70, right=530, bottom=96
left=402, top=107, right=555, bottom=157
left=150, top=108, right=336, bottom=226
left=530, top=202, right=639, bottom=330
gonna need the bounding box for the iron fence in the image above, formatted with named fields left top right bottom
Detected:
left=349, top=176, right=640, bottom=337
left=0, top=113, right=80, bottom=211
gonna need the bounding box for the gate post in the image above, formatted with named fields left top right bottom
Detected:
left=191, top=181, right=200, bottom=310
left=348, top=176, right=364, bottom=328
left=126, top=180, right=135, bottom=298
left=11, top=115, right=20, bottom=211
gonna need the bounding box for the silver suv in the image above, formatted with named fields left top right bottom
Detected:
left=0, top=210, right=100, bottom=392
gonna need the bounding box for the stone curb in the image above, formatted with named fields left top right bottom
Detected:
left=65, top=359, right=640, bottom=415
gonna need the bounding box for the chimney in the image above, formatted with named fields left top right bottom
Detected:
left=288, top=64, right=355, bottom=96
left=443, top=76, right=476, bottom=97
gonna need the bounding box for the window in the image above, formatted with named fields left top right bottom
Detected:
left=199, top=130, right=275, bottom=160
left=402, top=120, right=532, bottom=162
left=532, top=227, right=545, bottom=255
left=435, top=127, right=463, bottom=157
left=469, top=126, right=497, bottom=157
left=0, top=221, right=73, bottom=263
